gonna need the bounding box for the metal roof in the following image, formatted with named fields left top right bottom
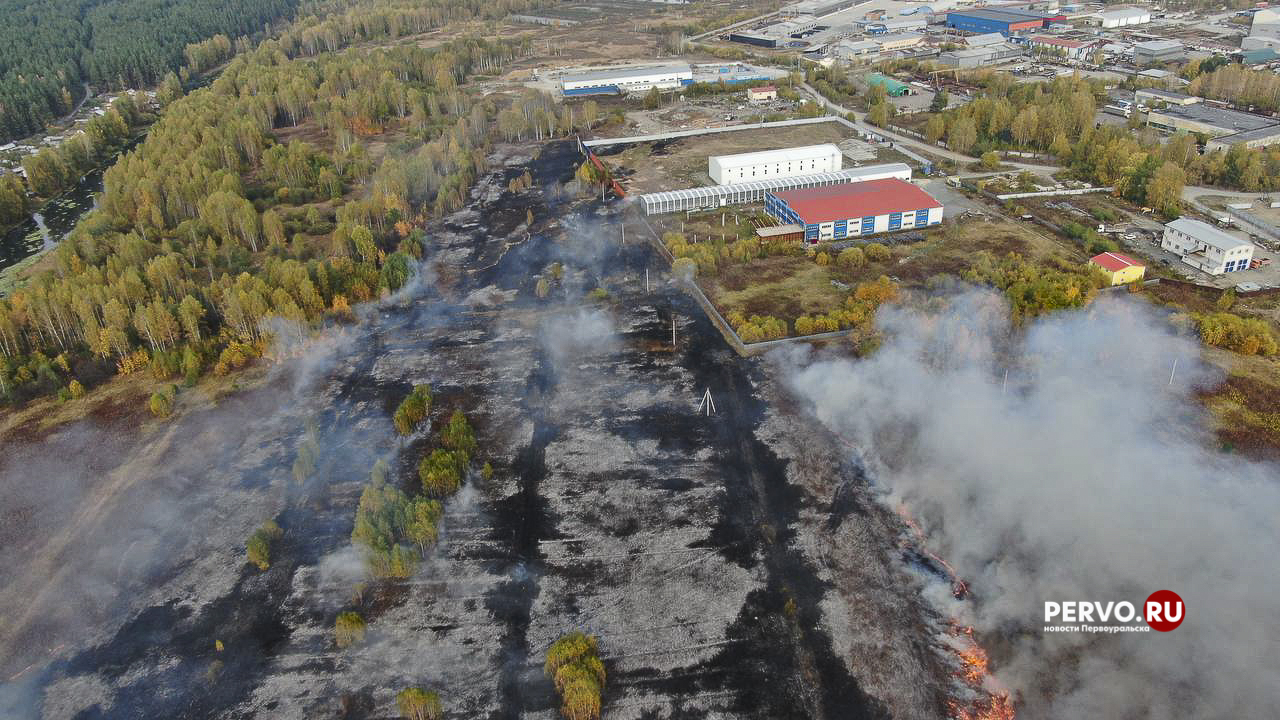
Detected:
left=710, top=144, right=840, bottom=170
left=561, top=63, right=691, bottom=85
left=1133, top=40, right=1182, bottom=52
left=772, top=178, right=940, bottom=223
left=1090, top=252, right=1143, bottom=272
left=1166, top=218, right=1252, bottom=252
left=639, top=164, right=912, bottom=214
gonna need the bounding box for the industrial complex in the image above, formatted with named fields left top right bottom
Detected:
left=709, top=144, right=843, bottom=185
left=765, top=178, right=942, bottom=243
left=1161, top=219, right=1256, bottom=275
left=638, top=162, right=914, bottom=215
left=560, top=63, right=693, bottom=96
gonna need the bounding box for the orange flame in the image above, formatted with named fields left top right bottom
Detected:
left=893, top=504, right=1015, bottom=719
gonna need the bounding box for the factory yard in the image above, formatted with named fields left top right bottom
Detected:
left=597, top=122, right=870, bottom=193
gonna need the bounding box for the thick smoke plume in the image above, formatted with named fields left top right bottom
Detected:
left=780, top=291, right=1280, bottom=718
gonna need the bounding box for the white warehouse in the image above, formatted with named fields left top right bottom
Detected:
left=1161, top=218, right=1255, bottom=275
left=709, top=144, right=842, bottom=185
left=561, top=63, right=693, bottom=96
left=1093, top=7, right=1150, bottom=28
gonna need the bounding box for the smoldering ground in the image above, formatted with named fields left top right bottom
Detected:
left=779, top=290, right=1280, bottom=718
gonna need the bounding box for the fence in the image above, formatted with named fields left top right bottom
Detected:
left=994, top=187, right=1113, bottom=200
left=1147, top=276, right=1280, bottom=298
left=634, top=210, right=853, bottom=356
left=1225, top=207, right=1280, bottom=245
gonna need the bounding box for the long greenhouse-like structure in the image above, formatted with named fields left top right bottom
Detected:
left=638, top=163, right=911, bottom=215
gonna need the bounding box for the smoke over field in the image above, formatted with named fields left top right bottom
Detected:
left=781, top=291, right=1280, bottom=718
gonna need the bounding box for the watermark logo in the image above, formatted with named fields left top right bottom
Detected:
left=1043, top=590, right=1184, bottom=634
left=1143, top=589, right=1184, bottom=632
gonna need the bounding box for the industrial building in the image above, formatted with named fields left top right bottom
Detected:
left=940, top=41, right=1024, bottom=67
left=944, top=8, right=1059, bottom=36
left=1132, top=40, right=1183, bottom=66
left=1092, top=7, right=1150, bottom=28
left=1161, top=219, right=1255, bottom=275
left=765, top=178, right=942, bottom=243
left=640, top=163, right=912, bottom=215
left=1090, top=252, right=1146, bottom=285
left=1145, top=103, right=1280, bottom=150
left=1028, top=35, right=1095, bottom=60
left=709, top=144, right=843, bottom=185
left=873, top=33, right=925, bottom=53
left=866, top=72, right=910, bottom=96
left=560, top=63, right=693, bottom=96
left=1134, top=88, right=1200, bottom=107
left=747, top=86, right=777, bottom=103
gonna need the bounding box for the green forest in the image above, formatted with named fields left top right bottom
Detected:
left=0, top=0, right=615, bottom=409
left=0, top=0, right=296, bottom=142
left=0, top=2, right=544, bottom=404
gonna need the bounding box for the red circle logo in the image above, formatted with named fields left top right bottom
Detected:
left=1144, top=590, right=1185, bottom=632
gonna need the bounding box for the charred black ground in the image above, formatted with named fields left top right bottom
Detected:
left=0, top=141, right=949, bottom=719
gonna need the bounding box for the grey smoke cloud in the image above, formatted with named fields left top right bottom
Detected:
left=779, top=290, right=1280, bottom=718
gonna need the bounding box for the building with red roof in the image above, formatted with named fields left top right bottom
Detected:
left=1089, top=251, right=1146, bottom=285
left=765, top=178, right=942, bottom=243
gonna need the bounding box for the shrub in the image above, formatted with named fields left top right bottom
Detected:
left=419, top=448, right=465, bottom=498
left=213, top=341, right=259, bottom=375
left=442, top=410, right=476, bottom=454
left=335, top=611, right=367, bottom=648
left=546, top=632, right=605, bottom=720
left=1195, top=312, right=1278, bottom=356
left=247, top=519, right=283, bottom=571
left=393, top=384, right=433, bottom=436
left=864, top=243, right=891, bottom=262
left=148, top=384, right=177, bottom=418
left=68, top=379, right=86, bottom=399
left=837, top=247, right=865, bottom=268
left=396, top=688, right=443, bottom=720
left=672, top=257, right=697, bottom=281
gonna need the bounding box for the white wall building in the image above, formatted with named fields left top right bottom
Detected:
left=1161, top=218, right=1255, bottom=275
left=1094, top=7, right=1150, bottom=28
left=561, top=63, right=693, bottom=96
left=708, top=144, right=843, bottom=185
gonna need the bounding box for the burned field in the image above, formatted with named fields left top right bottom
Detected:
left=0, top=141, right=966, bottom=719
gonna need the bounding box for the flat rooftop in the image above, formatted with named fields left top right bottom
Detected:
left=947, top=8, right=1053, bottom=22
left=772, top=178, right=940, bottom=223
left=1133, top=40, right=1182, bottom=51
left=561, top=63, right=691, bottom=84
left=1152, top=103, right=1279, bottom=133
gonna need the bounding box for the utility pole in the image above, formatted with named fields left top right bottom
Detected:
left=1168, top=358, right=1178, bottom=386
left=621, top=221, right=625, bottom=244
left=672, top=314, right=677, bottom=349
left=697, top=388, right=716, bottom=416
left=645, top=267, right=650, bottom=292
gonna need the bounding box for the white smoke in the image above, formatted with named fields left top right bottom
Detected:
left=538, top=307, right=620, bottom=372
left=778, top=290, right=1280, bottom=718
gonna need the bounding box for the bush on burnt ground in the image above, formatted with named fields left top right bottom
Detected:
left=546, top=632, right=606, bottom=720
left=246, top=518, right=283, bottom=571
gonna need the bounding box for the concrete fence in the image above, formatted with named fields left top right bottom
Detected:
left=995, top=187, right=1114, bottom=200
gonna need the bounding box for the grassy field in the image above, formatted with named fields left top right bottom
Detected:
left=660, top=209, right=1062, bottom=334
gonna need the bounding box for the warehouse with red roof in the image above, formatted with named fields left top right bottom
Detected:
left=764, top=178, right=942, bottom=243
